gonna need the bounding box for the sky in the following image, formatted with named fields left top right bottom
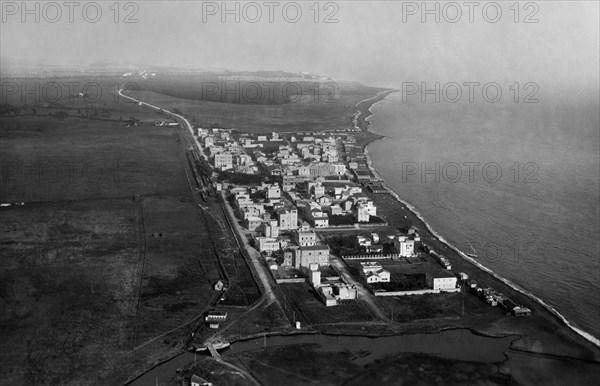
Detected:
left=1, top=1, right=599, bottom=93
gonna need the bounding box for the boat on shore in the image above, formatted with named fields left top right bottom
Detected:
left=466, top=243, right=478, bottom=259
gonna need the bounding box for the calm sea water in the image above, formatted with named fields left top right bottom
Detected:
left=367, top=92, right=600, bottom=339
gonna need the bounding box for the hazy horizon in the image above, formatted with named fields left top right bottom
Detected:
left=1, top=1, right=598, bottom=94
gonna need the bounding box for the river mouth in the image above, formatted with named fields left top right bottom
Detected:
left=130, top=329, right=516, bottom=385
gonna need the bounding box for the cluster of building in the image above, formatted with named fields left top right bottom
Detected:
left=197, top=128, right=260, bottom=174
left=466, top=279, right=532, bottom=316
left=354, top=229, right=462, bottom=292
left=350, top=230, right=418, bottom=258
left=229, top=183, right=331, bottom=269
left=229, top=178, right=386, bottom=268
left=308, top=263, right=358, bottom=307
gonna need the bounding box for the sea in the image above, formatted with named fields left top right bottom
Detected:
left=366, top=91, right=600, bottom=341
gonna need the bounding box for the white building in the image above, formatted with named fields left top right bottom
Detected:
left=311, top=209, right=329, bottom=228
left=293, top=245, right=330, bottom=268
left=214, top=152, right=233, bottom=170
left=308, top=263, right=321, bottom=287
left=262, top=220, right=279, bottom=238
left=428, top=270, right=458, bottom=290
left=295, top=224, right=316, bottom=247
left=356, top=204, right=371, bottom=223
left=277, top=208, right=298, bottom=230
left=394, top=236, right=415, bottom=257
left=257, top=237, right=280, bottom=254
left=356, top=235, right=371, bottom=247
left=266, top=184, right=281, bottom=199
left=204, top=136, right=215, bottom=148
left=360, top=262, right=391, bottom=283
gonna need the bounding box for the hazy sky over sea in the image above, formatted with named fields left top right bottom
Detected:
left=1, top=1, right=598, bottom=93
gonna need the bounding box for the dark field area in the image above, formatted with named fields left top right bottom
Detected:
left=230, top=343, right=360, bottom=386
left=0, top=199, right=139, bottom=385
left=1, top=75, right=167, bottom=121
left=179, top=345, right=511, bottom=386
left=280, top=283, right=376, bottom=326
left=375, top=292, right=464, bottom=323
left=0, top=117, right=186, bottom=202
left=124, top=87, right=379, bottom=133
left=0, top=114, right=246, bottom=384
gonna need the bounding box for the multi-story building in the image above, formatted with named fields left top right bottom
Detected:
left=427, top=270, right=458, bottom=290
left=204, top=135, right=215, bottom=148
left=266, top=184, right=281, bottom=199
left=355, top=204, right=371, bottom=222
left=294, top=224, right=316, bottom=246
left=214, top=152, right=233, bottom=170
left=262, top=220, right=279, bottom=238
left=394, top=235, right=415, bottom=257
left=256, top=237, right=280, bottom=254
left=311, top=209, right=329, bottom=228
left=244, top=217, right=263, bottom=232
left=277, top=208, right=298, bottom=230
left=312, top=184, right=325, bottom=199
left=293, top=245, right=330, bottom=268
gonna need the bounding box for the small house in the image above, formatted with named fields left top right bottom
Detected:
left=205, top=311, right=228, bottom=329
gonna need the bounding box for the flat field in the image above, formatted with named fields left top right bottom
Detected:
left=0, top=116, right=186, bottom=202
left=0, top=115, right=240, bottom=384
left=280, top=283, right=376, bottom=326
left=124, top=89, right=378, bottom=133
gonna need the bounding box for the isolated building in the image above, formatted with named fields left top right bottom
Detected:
left=205, top=311, right=227, bottom=329
left=427, top=270, right=458, bottom=290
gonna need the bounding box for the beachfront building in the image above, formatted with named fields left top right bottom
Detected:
left=427, top=270, right=458, bottom=290
left=394, top=236, right=416, bottom=257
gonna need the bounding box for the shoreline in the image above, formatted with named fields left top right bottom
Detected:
left=361, top=92, right=600, bottom=349
left=355, top=89, right=398, bottom=132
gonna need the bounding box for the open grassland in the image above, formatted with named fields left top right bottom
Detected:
left=280, top=283, right=376, bottom=326
left=0, top=199, right=139, bottom=385
left=0, top=114, right=248, bottom=384
left=1, top=75, right=165, bottom=121
left=2, top=74, right=385, bottom=134
left=124, top=88, right=378, bottom=133
left=0, top=117, right=186, bottom=202
left=134, top=195, right=226, bottom=345
left=181, top=346, right=511, bottom=386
